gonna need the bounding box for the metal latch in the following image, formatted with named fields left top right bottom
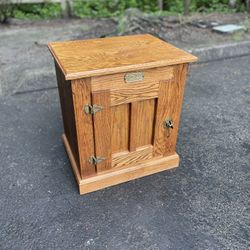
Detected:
left=164, top=118, right=174, bottom=129
left=84, top=104, right=103, bottom=115
left=88, top=156, right=105, bottom=165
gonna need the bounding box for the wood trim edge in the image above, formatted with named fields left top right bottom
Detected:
left=62, top=133, right=179, bottom=195
left=64, top=59, right=197, bottom=80
left=62, top=133, right=81, bottom=185
left=48, top=44, right=67, bottom=78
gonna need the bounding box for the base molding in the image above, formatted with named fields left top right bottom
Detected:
left=62, top=134, right=179, bottom=195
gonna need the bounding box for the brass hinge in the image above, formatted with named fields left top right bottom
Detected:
left=84, top=104, right=103, bottom=115
left=88, top=155, right=105, bottom=165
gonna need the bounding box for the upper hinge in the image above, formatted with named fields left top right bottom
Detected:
left=88, top=155, right=105, bottom=165
left=84, top=104, right=103, bottom=115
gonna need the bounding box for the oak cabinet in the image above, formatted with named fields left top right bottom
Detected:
left=48, top=34, right=197, bottom=194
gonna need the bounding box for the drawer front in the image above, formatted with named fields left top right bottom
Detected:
left=88, top=65, right=188, bottom=173
left=92, top=67, right=174, bottom=107
left=91, top=67, right=174, bottom=91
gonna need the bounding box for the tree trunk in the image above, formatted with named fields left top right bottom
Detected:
left=246, top=0, right=250, bottom=13
left=158, top=0, right=163, bottom=11
left=228, top=0, right=236, bottom=9
left=183, top=0, right=190, bottom=16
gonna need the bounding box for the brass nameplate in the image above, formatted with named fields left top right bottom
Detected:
left=124, top=72, right=144, bottom=83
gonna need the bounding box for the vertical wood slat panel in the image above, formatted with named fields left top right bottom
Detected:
left=92, top=91, right=112, bottom=172
left=164, top=64, right=188, bottom=155
left=55, top=63, right=80, bottom=168
left=129, top=102, right=138, bottom=152
left=153, top=64, right=188, bottom=156
left=136, top=99, right=156, bottom=148
left=129, top=99, right=156, bottom=151
left=111, top=104, right=130, bottom=154
left=71, top=78, right=96, bottom=178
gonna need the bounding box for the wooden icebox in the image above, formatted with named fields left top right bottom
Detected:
left=48, top=34, right=197, bottom=194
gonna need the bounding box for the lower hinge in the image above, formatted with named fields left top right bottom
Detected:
left=84, top=104, right=103, bottom=115
left=88, top=155, right=105, bottom=165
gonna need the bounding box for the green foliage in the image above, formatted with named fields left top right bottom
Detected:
left=163, top=0, right=184, bottom=13
left=13, top=3, right=61, bottom=20
left=193, top=0, right=245, bottom=13
left=0, top=0, right=15, bottom=23
left=73, top=0, right=158, bottom=18
left=0, top=0, right=247, bottom=22
left=73, top=0, right=246, bottom=18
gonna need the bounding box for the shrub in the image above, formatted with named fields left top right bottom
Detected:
left=13, top=3, right=61, bottom=20
left=0, top=0, right=15, bottom=23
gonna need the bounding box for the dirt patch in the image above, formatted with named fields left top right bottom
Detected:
left=114, top=10, right=250, bottom=49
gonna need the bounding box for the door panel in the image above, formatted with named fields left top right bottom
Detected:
left=129, top=102, right=138, bottom=152
left=111, top=104, right=130, bottom=154
left=91, top=65, right=186, bottom=173
left=135, top=99, right=156, bottom=148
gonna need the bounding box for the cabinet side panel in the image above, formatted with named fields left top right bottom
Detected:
left=55, top=62, right=80, bottom=168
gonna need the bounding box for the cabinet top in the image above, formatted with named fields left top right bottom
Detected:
left=48, top=34, right=197, bottom=80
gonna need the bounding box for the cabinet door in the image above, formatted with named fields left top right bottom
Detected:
left=91, top=64, right=188, bottom=173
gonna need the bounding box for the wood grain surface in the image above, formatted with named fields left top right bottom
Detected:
left=52, top=34, right=196, bottom=194
left=129, top=102, right=138, bottom=152
left=71, top=78, right=96, bottom=177
left=135, top=99, right=156, bottom=148
left=163, top=64, right=188, bottom=155
left=112, top=145, right=153, bottom=169
left=92, top=91, right=112, bottom=172
left=110, top=82, right=159, bottom=106
left=91, top=66, right=174, bottom=92
left=48, top=34, right=197, bottom=80
left=111, top=104, right=130, bottom=154
left=153, top=64, right=188, bottom=156
left=62, top=133, right=179, bottom=194
left=55, top=63, right=80, bottom=170
left=80, top=153, right=179, bottom=194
